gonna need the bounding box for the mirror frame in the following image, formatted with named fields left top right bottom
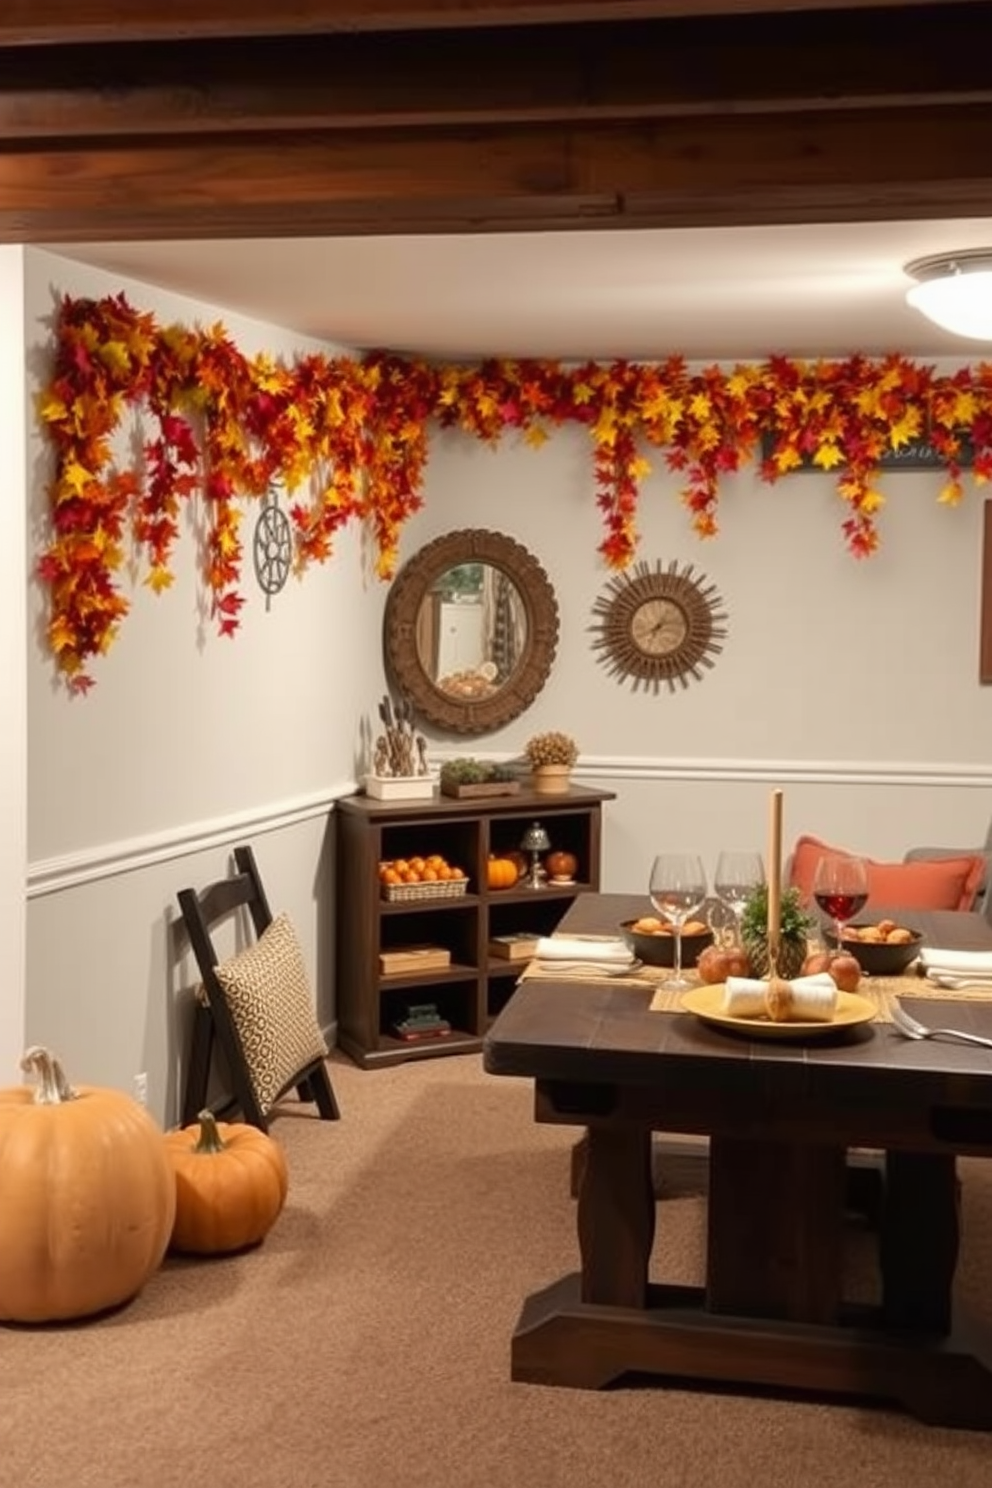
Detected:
left=384, top=529, right=560, bottom=735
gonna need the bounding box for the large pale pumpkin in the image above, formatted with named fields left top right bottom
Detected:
left=163, top=1110, right=289, bottom=1255
left=0, top=1047, right=176, bottom=1323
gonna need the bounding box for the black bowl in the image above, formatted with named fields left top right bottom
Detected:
left=619, top=917, right=714, bottom=969
left=825, top=924, right=924, bottom=977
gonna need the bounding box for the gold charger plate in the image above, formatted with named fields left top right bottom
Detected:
left=679, top=984, right=876, bottom=1040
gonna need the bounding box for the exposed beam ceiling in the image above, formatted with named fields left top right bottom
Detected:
left=1, top=3, right=989, bottom=241
left=0, top=0, right=972, bottom=46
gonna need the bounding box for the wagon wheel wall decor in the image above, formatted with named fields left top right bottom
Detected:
left=253, top=490, right=292, bottom=610
left=590, top=559, right=728, bottom=694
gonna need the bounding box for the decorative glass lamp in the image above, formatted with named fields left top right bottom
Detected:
left=520, top=821, right=551, bottom=889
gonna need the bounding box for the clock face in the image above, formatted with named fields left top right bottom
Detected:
left=590, top=559, right=728, bottom=694
left=630, top=598, right=688, bottom=657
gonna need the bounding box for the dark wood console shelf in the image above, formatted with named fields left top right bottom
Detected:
left=335, top=783, right=615, bottom=1068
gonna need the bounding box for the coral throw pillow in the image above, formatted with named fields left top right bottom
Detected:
left=789, top=834, right=985, bottom=913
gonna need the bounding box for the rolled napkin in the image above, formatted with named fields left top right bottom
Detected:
left=723, top=972, right=839, bottom=1023
left=918, top=947, right=992, bottom=987
left=534, top=936, right=635, bottom=966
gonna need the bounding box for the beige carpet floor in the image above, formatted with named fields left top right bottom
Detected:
left=5, top=1050, right=992, bottom=1488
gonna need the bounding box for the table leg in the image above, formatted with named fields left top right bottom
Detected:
left=577, top=1125, right=655, bottom=1307
left=706, top=1136, right=847, bottom=1323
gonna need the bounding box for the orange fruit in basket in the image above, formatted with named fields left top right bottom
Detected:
left=449, top=867, right=466, bottom=880
left=382, top=868, right=400, bottom=885
left=393, top=859, right=409, bottom=876
left=409, top=856, right=426, bottom=873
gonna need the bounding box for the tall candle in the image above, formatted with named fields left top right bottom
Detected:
left=767, top=788, right=783, bottom=949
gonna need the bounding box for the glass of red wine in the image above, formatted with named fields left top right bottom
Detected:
left=812, top=853, right=869, bottom=951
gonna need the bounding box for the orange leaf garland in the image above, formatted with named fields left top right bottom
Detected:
left=37, top=294, right=992, bottom=689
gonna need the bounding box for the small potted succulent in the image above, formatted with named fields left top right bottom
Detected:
left=523, top=730, right=579, bottom=795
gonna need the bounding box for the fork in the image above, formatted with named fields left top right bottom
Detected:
left=889, top=998, right=992, bottom=1050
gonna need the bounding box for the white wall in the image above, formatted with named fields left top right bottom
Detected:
left=0, top=247, right=27, bottom=1080
left=24, top=250, right=387, bottom=1118
left=404, top=418, right=992, bottom=889
left=20, top=253, right=992, bottom=1117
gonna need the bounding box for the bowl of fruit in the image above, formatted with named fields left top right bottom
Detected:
left=824, top=918, right=924, bottom=977
left=619, top=914, right=713, bottom=968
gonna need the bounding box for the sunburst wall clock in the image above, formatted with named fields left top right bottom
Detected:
left=590, top=559, right=728, bottom=694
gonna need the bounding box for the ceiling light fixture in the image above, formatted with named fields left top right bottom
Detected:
left=904, top=250, right=992, bottom=341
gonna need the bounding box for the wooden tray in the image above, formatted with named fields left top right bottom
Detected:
left=439, top=780, right=521, bottom=799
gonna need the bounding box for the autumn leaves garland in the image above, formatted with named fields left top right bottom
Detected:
left=39, top=293, right=992, bottom=691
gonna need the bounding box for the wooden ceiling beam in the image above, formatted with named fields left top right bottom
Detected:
left=5, top=104, right=991, bottom=242
left=0, top=0, right=969, bottom=47
left=2, top=11, right=987, bottom=141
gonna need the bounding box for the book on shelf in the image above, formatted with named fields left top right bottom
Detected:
left=488, top=933, right=541, bottom=962
left=393, top=1024, right=453, bottom=1042
left=379, top=945, right=452, bottom=976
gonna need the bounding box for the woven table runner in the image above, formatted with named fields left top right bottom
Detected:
left=520, top=945, right=992, bottom=1024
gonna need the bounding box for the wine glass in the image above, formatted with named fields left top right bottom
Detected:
left=648, top=853, right=708, bottom=990
left=713, top=850, right=765, bottom=947
left=812, top=853, right=869, bottom=952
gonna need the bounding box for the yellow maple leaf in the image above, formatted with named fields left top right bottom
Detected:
left=145, top=567, right=175, bottom=594
left=60, top=461, right=93, bottom=497
left=860, top=488, right=885, bottom=515
left=951, top=391, right=978, bottom=425
left=38, top=395, right=68, bottom=424
left=572, top=382, right=594, bottom=405
left=48, top=615, right=77, bottom=654
left=812, top=443, right=844, bottom=470
left=938, top=479, right=963, bottom=506
left=689, top=393, right=712, bottom=421
left=854, top=387, right=883, bottom=417
left=775, top=448, right=803, bottom=473
left=98, top=340, right=131, bottom=376
left=888, top=409, right=923, bottom=447
left=629, top=455, right=652, bottom=480
left=524, top=425, right=549, bottom=449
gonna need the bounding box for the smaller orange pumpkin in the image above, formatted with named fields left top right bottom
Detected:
left=487, top=855, right=519, bottom=890
left=163, top=1110, right=289, bottom=1255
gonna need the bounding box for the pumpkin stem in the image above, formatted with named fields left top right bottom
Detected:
left=20, top=1045, right=78, bottom=1104
left=193, top=1109, right=227, bottom=1154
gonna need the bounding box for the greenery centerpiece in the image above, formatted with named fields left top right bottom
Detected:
left=740, top=883, right=814, bottom=980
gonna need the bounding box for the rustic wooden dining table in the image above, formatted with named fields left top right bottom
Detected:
left=483, top=892, right=992, bottom=1428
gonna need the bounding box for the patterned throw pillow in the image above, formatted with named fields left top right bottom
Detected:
left=213, top=911, right=328, bottom=1116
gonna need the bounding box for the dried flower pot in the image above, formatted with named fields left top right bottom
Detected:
left=531, top=764, right=572, bottom=795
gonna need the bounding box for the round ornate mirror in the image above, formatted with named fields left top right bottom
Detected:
left=384, top=529, right=560, bottom=734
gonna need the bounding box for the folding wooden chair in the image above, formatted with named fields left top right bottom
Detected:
left=178, top=844, right=341, bottom=1131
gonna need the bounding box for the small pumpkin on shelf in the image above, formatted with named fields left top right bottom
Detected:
left=487, top=854, right=520, bottom=890
left=163, top=1109, right=289, bottom=1255
left=0, top=1046, right=176, bottom=1323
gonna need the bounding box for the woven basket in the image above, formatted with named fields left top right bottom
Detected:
left=382, top=879, right=469, bottom=904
